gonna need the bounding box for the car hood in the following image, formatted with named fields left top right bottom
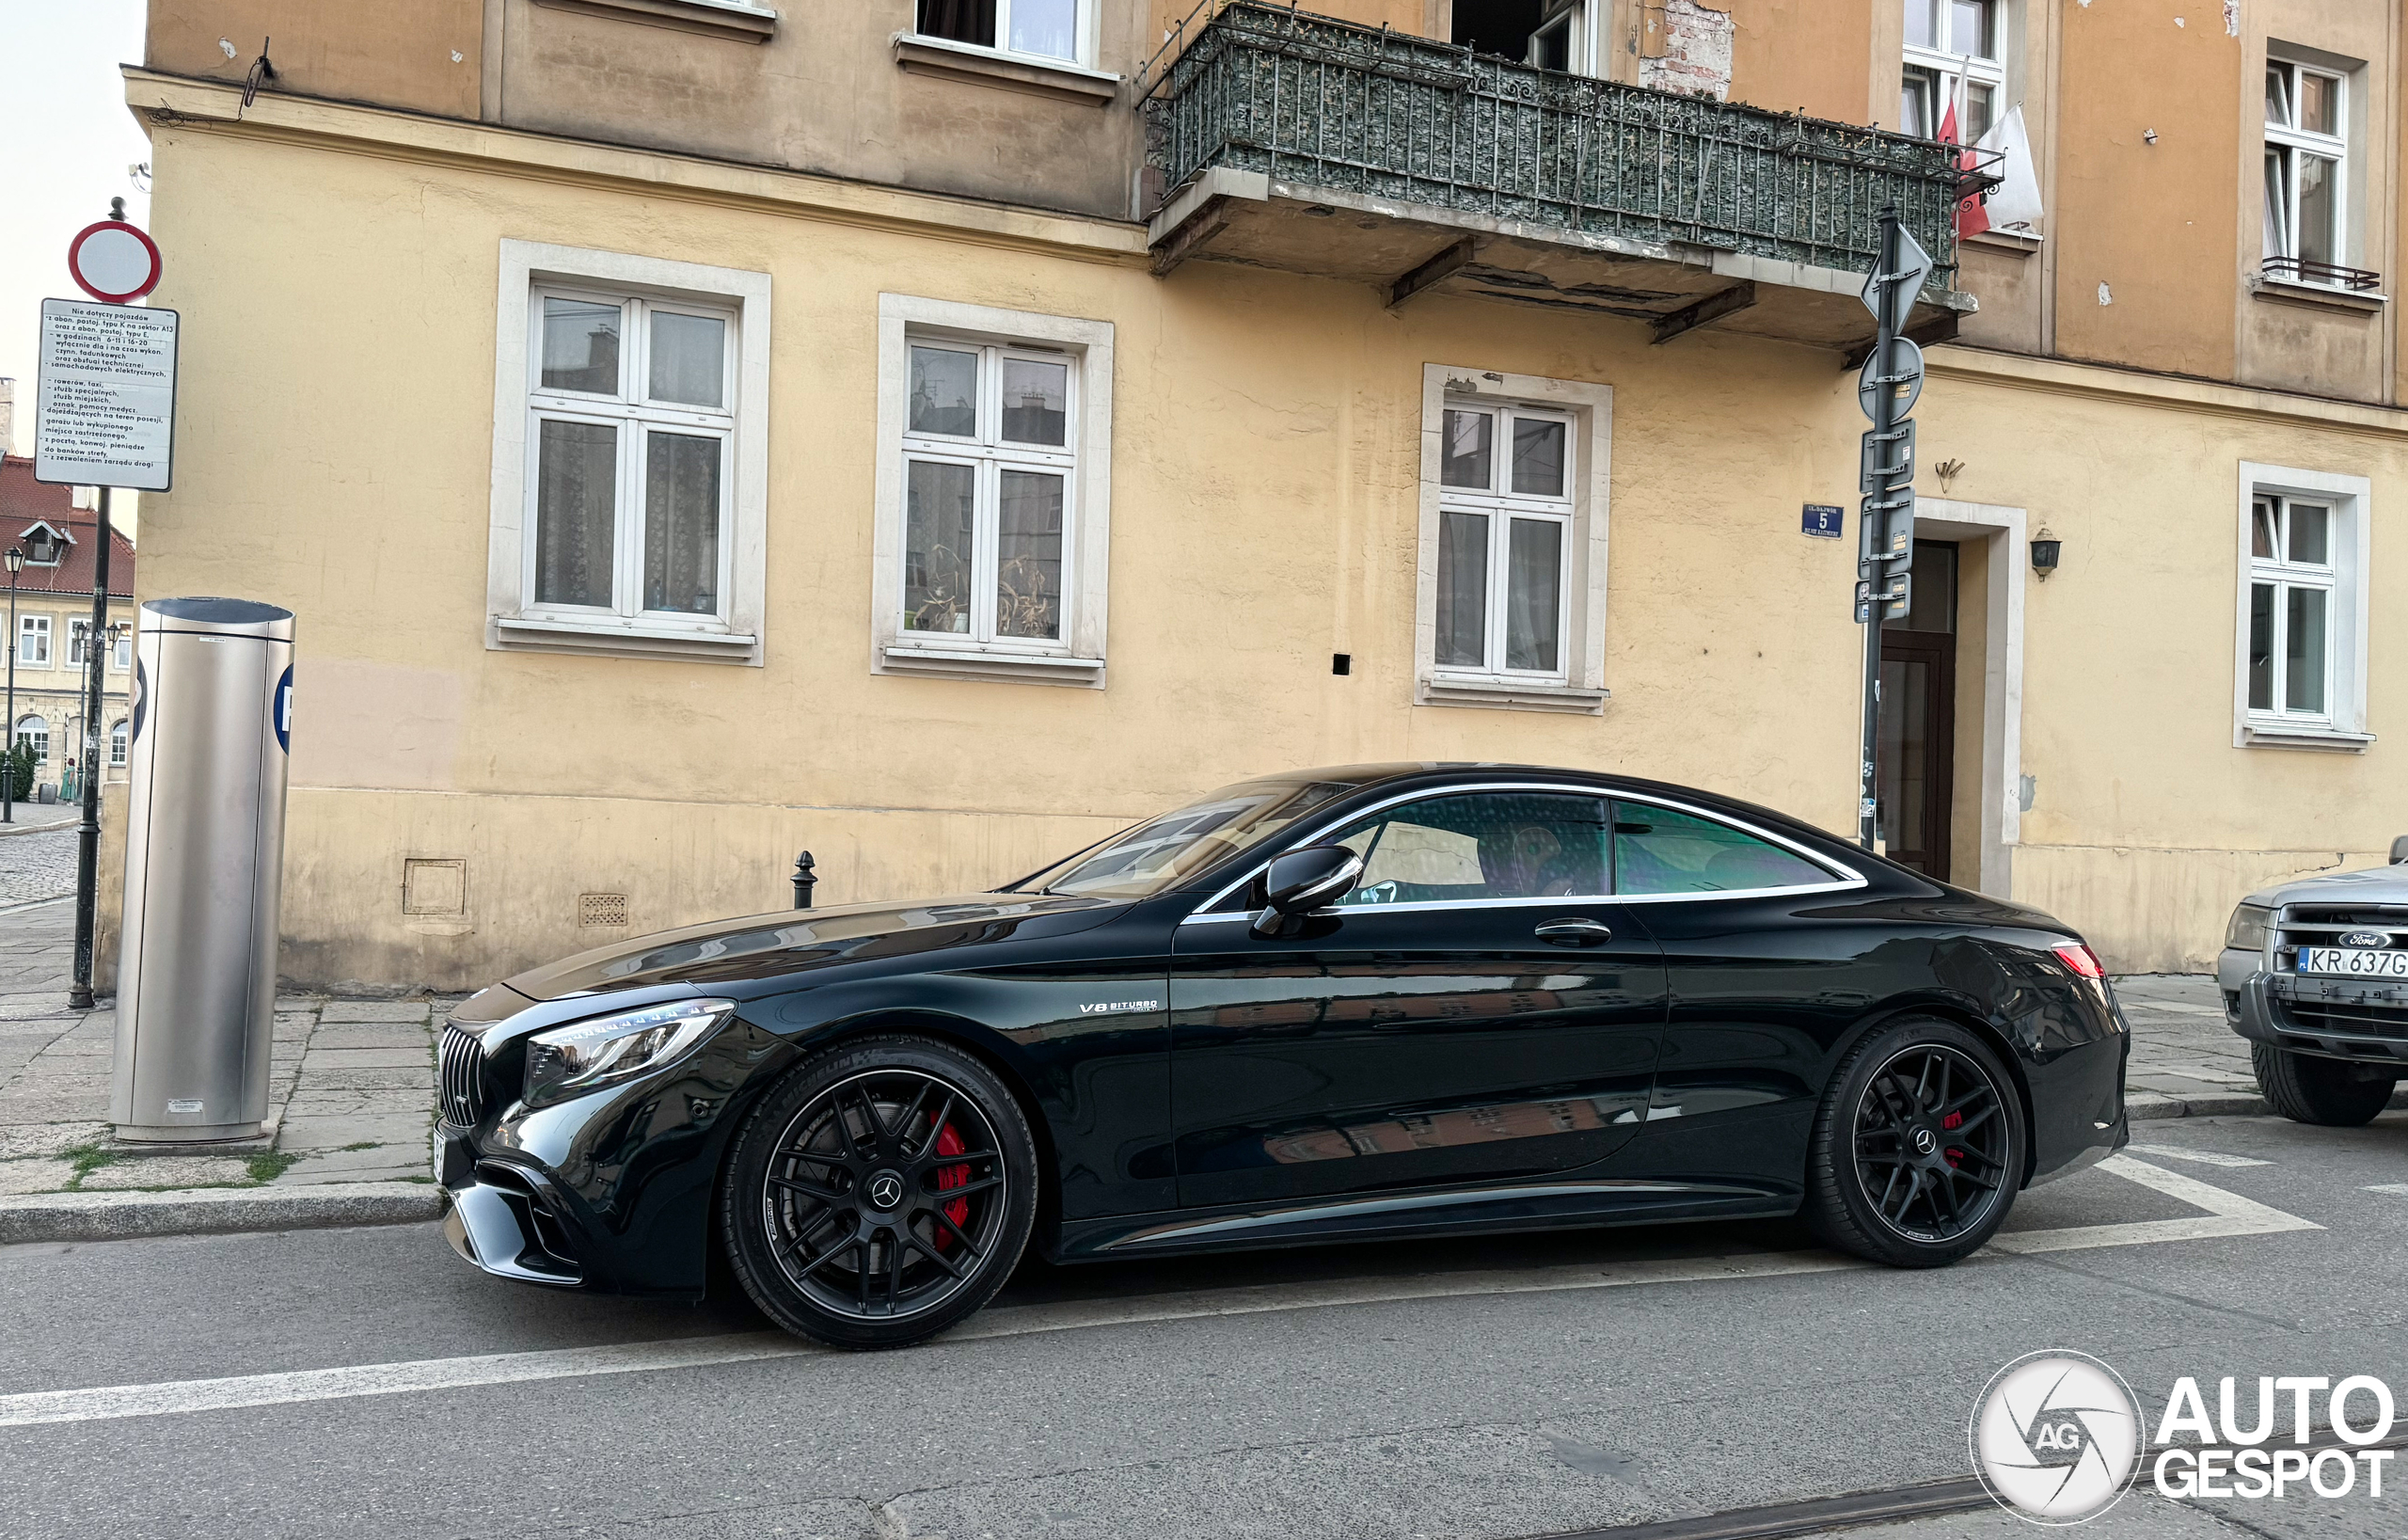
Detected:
left=501, top=893, right=1124, bottom=1001
left=2242, top=862, right=2408, bottom=911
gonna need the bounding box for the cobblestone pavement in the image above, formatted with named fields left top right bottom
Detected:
left=2114, top=972, right=2262, bottom=1103
left=0, top=897, right=446, bottom=1195
left=0, top=826, right=79, bottom=907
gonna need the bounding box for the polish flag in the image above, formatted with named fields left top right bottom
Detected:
left=1940, top=100, right=1990, bottom=238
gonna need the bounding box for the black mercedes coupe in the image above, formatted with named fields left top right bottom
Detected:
left=436, top=763, right=2130, bottom=1348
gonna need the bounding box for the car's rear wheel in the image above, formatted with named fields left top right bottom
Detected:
left=2253, top=1043, right=2396, bottom=1127
left=722, top=1035, right=1037, bottom=1349
left=1803, top=1017, right=2025, bottom=1268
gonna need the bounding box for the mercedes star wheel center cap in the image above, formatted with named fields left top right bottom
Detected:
left=866, top=1170, right=906, bottom=1211
left=1912, top=1127, right=1937, bottom=1155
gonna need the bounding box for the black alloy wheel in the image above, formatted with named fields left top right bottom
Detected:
left=1804, top=1017, right=2026, bottom=1268
left=2253, top=1043, right=2397, bottom=1127
left=723, top=1036, right=1037, bottom=1349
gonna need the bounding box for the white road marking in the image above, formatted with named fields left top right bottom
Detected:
left=1988, top=1155, right=2319, bottom=1255
left=2122, top=1143, right=2273, bottom=1168
left=2363, top=1183, right=2408, bottom=1197
left=0, top=1156, right=2320, bottom=1429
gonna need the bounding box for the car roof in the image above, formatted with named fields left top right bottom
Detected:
left=1239, top=763, right=1858, bottom=860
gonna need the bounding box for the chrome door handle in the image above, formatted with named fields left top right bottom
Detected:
left=1535, top=918, right=1613, bottom=946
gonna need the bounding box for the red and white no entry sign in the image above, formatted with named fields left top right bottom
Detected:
left=67, top=219, right=163, bottom=304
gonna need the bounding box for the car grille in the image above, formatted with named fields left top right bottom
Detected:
left=2283, top=999, right=2408, bottom=1041
left=439, top=1024, right=489, bottom=1130
left=2274, top=902, right=2408, bottom=971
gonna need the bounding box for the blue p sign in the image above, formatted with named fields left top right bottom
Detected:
left=274, top=664, right=293, bottom=754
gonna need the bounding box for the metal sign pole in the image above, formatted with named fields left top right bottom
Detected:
left=1855, top=217, right=1898, bottom=853
left=69, top=484, right=111, bottom=1010
left=1851, top=207, right=1927, bottom=854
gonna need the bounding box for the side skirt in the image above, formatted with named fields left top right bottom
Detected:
left=1047, top=1178, right=1797, bottom=1262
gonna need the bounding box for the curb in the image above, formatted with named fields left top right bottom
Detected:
left=0, top=1181, right=443, bottom=1245
left=2127, top=1087, right=2408, bottom=1121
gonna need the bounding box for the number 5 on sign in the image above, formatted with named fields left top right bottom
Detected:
left=1802, top=504, right=1844, bottom=540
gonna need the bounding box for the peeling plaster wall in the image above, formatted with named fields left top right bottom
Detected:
left=1726, top=0, right=1872, bottom=123
left=1640, top=0, right=1733, bottom=101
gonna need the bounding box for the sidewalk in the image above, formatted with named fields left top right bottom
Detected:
left=0, top=896, right=446, bottom=1242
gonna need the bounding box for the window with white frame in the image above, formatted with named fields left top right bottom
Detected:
left=2263, top=57, right=2355, bottom=284
left=108, top=720, right=127, bottom=767
left=487, top=242, right=770, bottom=664
left=1416, top=366, right=1611, bottom=714
left=526, top=287, right=734, bottom=622
left=875, top=294, right=1114, bottom=687
left=112, top=627, right=131, bottom=670
left=901, top=341, right=1074, bottom=645
left=1902, top=0, right=2003, bottom=141
left=1435, top=403, right=1573, bottom=680
left=2236, top=465, right=2369, bottom=748
left=18, top=615, right=50, bottom=667
left=68, top=620, right=91, bottom=668
left=15, top=715, right=47, bottom=764
left=914, top=0, right=1086, bottom=65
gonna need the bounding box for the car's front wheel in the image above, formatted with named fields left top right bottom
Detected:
left=722, top=1035, right=1038, bottom=1349
left=1803, top=1017, right=2026, bottom=1268
left=2253, top=1044, right=2396, bottom=1127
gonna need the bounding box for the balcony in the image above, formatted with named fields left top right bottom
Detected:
left=1140, top=3, right=1984, bottom=351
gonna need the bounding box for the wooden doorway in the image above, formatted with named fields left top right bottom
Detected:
left=1878, top=540, right=1956, bottom=881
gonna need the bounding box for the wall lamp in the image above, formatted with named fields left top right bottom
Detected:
left=2030, top=528, right=2062, bottom=581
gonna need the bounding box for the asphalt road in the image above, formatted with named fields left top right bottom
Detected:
left=5, top=1113, right=2408, bottom=1540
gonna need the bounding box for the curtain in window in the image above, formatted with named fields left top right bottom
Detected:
left=534, top=420, right=618, bottom=609
left=996, top=470, right=1063, bottom=640
left=918, top=0, right=995, bottom=46
left=1505, top=518, right=1561, bottom=673
left=1435, top=511, right=1487, bottom=668
left=643, top=432, right=721, bottom=614
left=905, top=461, right=977, bottom=633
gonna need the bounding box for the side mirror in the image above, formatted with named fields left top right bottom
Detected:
left=1250, top=846, right=1363, bottom=938
left=2392, top=835, right=2408, bottom=865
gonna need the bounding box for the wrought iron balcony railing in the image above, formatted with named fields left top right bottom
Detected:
left=1141, top=1, right=1983, bottom=292
left=2261, top=256, right=2382, bottom=293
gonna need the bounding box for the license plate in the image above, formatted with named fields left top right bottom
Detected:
left=2299, top=946, right=2408, bottom=978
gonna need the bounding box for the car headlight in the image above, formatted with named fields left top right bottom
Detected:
left=2225, top=903, right=2274, bottom=952
left=523, top=998, right=734, bottom=1106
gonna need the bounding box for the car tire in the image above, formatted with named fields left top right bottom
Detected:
left=2252, top=1044, right=2396, bottom=1127
left=721, top=1034, right=1038, bottom=1350
left=1802, top=1016, right=2027, bottom=1269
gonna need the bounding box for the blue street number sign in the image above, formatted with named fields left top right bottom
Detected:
left=1802, top=503, right=1845, bottom=540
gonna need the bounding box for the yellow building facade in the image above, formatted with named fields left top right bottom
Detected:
left=113, top=1, right=2406, bottom=986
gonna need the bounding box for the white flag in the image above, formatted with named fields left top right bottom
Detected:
left=1975, top=104, right=2044, bottom=232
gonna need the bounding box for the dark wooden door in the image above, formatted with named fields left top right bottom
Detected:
left=1878, top=541, right=1957, bottom=881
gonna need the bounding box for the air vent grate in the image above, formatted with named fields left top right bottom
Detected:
left=578, top=892, right=628, bottom=928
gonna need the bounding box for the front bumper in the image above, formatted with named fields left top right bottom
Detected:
left=441, top=1154, right=585, bottom=1288
left=2220, top=948, right=2408, bottom=1067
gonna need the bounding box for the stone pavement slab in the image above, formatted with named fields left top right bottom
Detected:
left=0, top=896, right=441, bottom=1230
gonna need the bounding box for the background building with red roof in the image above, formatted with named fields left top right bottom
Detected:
left=0, top=452, right=136, bottom=797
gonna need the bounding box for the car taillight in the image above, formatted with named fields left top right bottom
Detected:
left=2053, top=943, right=2105, bottom=979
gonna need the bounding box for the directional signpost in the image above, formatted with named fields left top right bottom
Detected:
left=1853, top=209, right=1930, bottom=854
left=34, top=198, right=174, bottom=1011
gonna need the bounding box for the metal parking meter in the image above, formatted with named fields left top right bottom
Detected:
left=109, top=598, right=294, bottom=1143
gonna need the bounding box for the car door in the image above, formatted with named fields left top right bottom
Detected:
left=1168, top=788, right=1670, bottom=1211
left=1599, top=796, right=1872, bottom=1185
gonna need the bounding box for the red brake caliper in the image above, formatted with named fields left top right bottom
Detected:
left=1941, top=1110, right=1964, bottom=1168
left=932, top=1124, right=970, bottom=1248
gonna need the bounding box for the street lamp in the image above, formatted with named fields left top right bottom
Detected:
left=3, top=545, right=23, bottom=824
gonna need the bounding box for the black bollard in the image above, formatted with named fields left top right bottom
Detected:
left=792, top=849, right=816, bottom=910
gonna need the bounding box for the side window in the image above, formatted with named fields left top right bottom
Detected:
left=1611, top=802, right=1834, bottom=895
left=1326, top=793, right=1608, bottom=906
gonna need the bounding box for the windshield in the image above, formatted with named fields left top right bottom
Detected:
left=1014, top=779, right=1355, bottom=900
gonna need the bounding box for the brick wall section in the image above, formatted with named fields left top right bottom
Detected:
left=1640, top=0, right=1734, bottom=101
